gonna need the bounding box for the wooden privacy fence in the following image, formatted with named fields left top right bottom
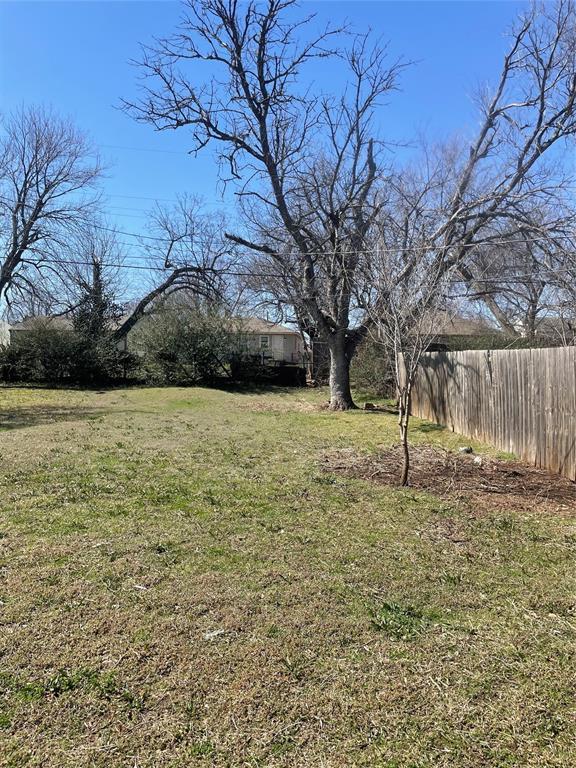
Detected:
left=409, top=347, right=576, bottom=481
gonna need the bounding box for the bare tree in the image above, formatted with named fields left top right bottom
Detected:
left=127, top=0, right=575, bottom=408
left=365, top=1, right=575, bottom=337
left=541, top=224, right=576, bottom=342
left=3, top=222, right=129, bottom=329
left=409, top=0, right=576, bottom=288
left=371, top=269, right=455, bottom=487
left=358, top=0, right=576, bottom=479
left=113, top=198, right=241, bottom=340
left=125, top=0, right=403, bottom=409
left=54, top=225, right=126, bottom=315
left=0, top=107, right=102, bottom=310
left=358, top=191, right=458, bottom=485
left=458, top=227, right=573, bottom=340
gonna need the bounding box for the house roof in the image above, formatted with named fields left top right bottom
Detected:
left=428, top=311, right=497, bottom=337
left=239, top=317, right=300, bottom=335
left=9, top=313, right=300, bottom=337
left=10, top=313, right=133, bottom=332
left=10, top=315, right=74, bottom=331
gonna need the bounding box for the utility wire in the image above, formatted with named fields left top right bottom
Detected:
left=16, top=255, right=576, bottom=283
left=104, top=192, right=230, bottom=206
left=101, top=144, right=190, bottom=155
left=80, top=218, right=576, bottom=254
left=1, top=192, right=574, bottom=253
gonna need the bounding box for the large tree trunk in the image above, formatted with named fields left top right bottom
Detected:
left=525, top=301, right=539, bottom=341
left=328, top=334, right=356, bottom=410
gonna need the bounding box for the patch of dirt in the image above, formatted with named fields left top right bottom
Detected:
left=322, top=445, right=576, bottom=514
left=236, top=395, right=321, bottom=413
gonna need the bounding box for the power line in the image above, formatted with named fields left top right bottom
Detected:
left=107, top=211, right=156, bottom=220
left=87, top=221, right=171, bottom=242
left=2, top=193, right=574, bottom=254
left=106, top=193, right=183, bottom=203
left=17, top=256, right=276, bottom=278
left=75, top=227, right=576, bottom=255
left=101, top=144, right=190, bottom=156
left=28, top=258, right=168, bottom=273
left=18, top=255, right=576, bottom=283
left=105, top=192, right=229, bottom=206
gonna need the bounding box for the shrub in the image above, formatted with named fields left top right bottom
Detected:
left=133, top=305, right=244, bottom=385
left=0, top=327, right=138, bottom=385
left=351, top=336, right=395, bottom=397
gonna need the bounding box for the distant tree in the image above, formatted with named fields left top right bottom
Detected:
left=71, top=260, right=123, bottom=342
left=49, top=225, right=127, bottom=325
left=128, top=0, right=575, bottom=409
left=457, top=227, right=573, bottom=341
left=125, top=0, right=403, bottom=409
left=394, top=0, right=576, bottom=313
left=350, top=336, right=394, bottom=398
left=546, top=226, right=576, bottom=341
left=0, top=107, right=102, bottom=310
left=4, top=223, right=136, bottom=384
left=113, top=198, right=240, bottom=341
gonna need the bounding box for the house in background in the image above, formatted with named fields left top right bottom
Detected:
left=310, top=312, right=503, bottom=383
left=6, top=313, right=305, bottom=370
left=425, top=311, right=502, bottom=351
left=8, top=314, right=136, bottom=351
left=427, top=311, right=576, bottom=351
left=8, top=315, right=74, bottom=344
left=238, top=317, right=304, bottom=365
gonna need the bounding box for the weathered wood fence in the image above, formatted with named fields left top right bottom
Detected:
left=410, top=347, right=576, bottom=481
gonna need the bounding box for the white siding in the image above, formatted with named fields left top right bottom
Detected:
left=243, top=332, right=303, bottom=363
left=0, top=322, right=9, bottom=346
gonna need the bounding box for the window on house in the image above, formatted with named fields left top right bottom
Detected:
left=259, top=335, right=270, bottom=350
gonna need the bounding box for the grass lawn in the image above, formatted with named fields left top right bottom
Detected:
left=0, top=386, right=575, bottom=767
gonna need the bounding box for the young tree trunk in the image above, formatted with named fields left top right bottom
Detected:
left=398, top=387, right=412, bottom=486
left=328, top=334, right=356, bottom=410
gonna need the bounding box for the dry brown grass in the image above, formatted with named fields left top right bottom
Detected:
left=0, top=386, right=575, bottom=767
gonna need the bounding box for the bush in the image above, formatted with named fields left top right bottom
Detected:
left=351, top=337, right=395, bottom=397
left=0, top=327, right=138, bottom=385
left=133, top=305, right=245, bottom=385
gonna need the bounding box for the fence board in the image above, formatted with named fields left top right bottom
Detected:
left=409, top=347, right=576, bottom=481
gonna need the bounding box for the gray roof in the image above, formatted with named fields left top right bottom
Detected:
left=10, top=313, right=133, bottom=332
left=239, top=317, right=300, bottom=335
left=10, top=315, right=73, bottom=331
left=429, top=311, right=497, bottom=336
left=9, top=313, right=300, bottom=337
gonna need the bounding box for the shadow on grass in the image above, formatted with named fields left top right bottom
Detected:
left=213, top=383, right=302, bottom=397
left=0, top=406, right=106, bottom=431
left=415, top=422, right=446, bottom=434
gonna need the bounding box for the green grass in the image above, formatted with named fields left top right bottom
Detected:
left=369, top=602, right=442, bottom=639
left=0, top=385, right=574, bottom=767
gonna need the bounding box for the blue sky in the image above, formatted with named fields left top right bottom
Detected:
left=1, top=0, right=527, bottom=263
